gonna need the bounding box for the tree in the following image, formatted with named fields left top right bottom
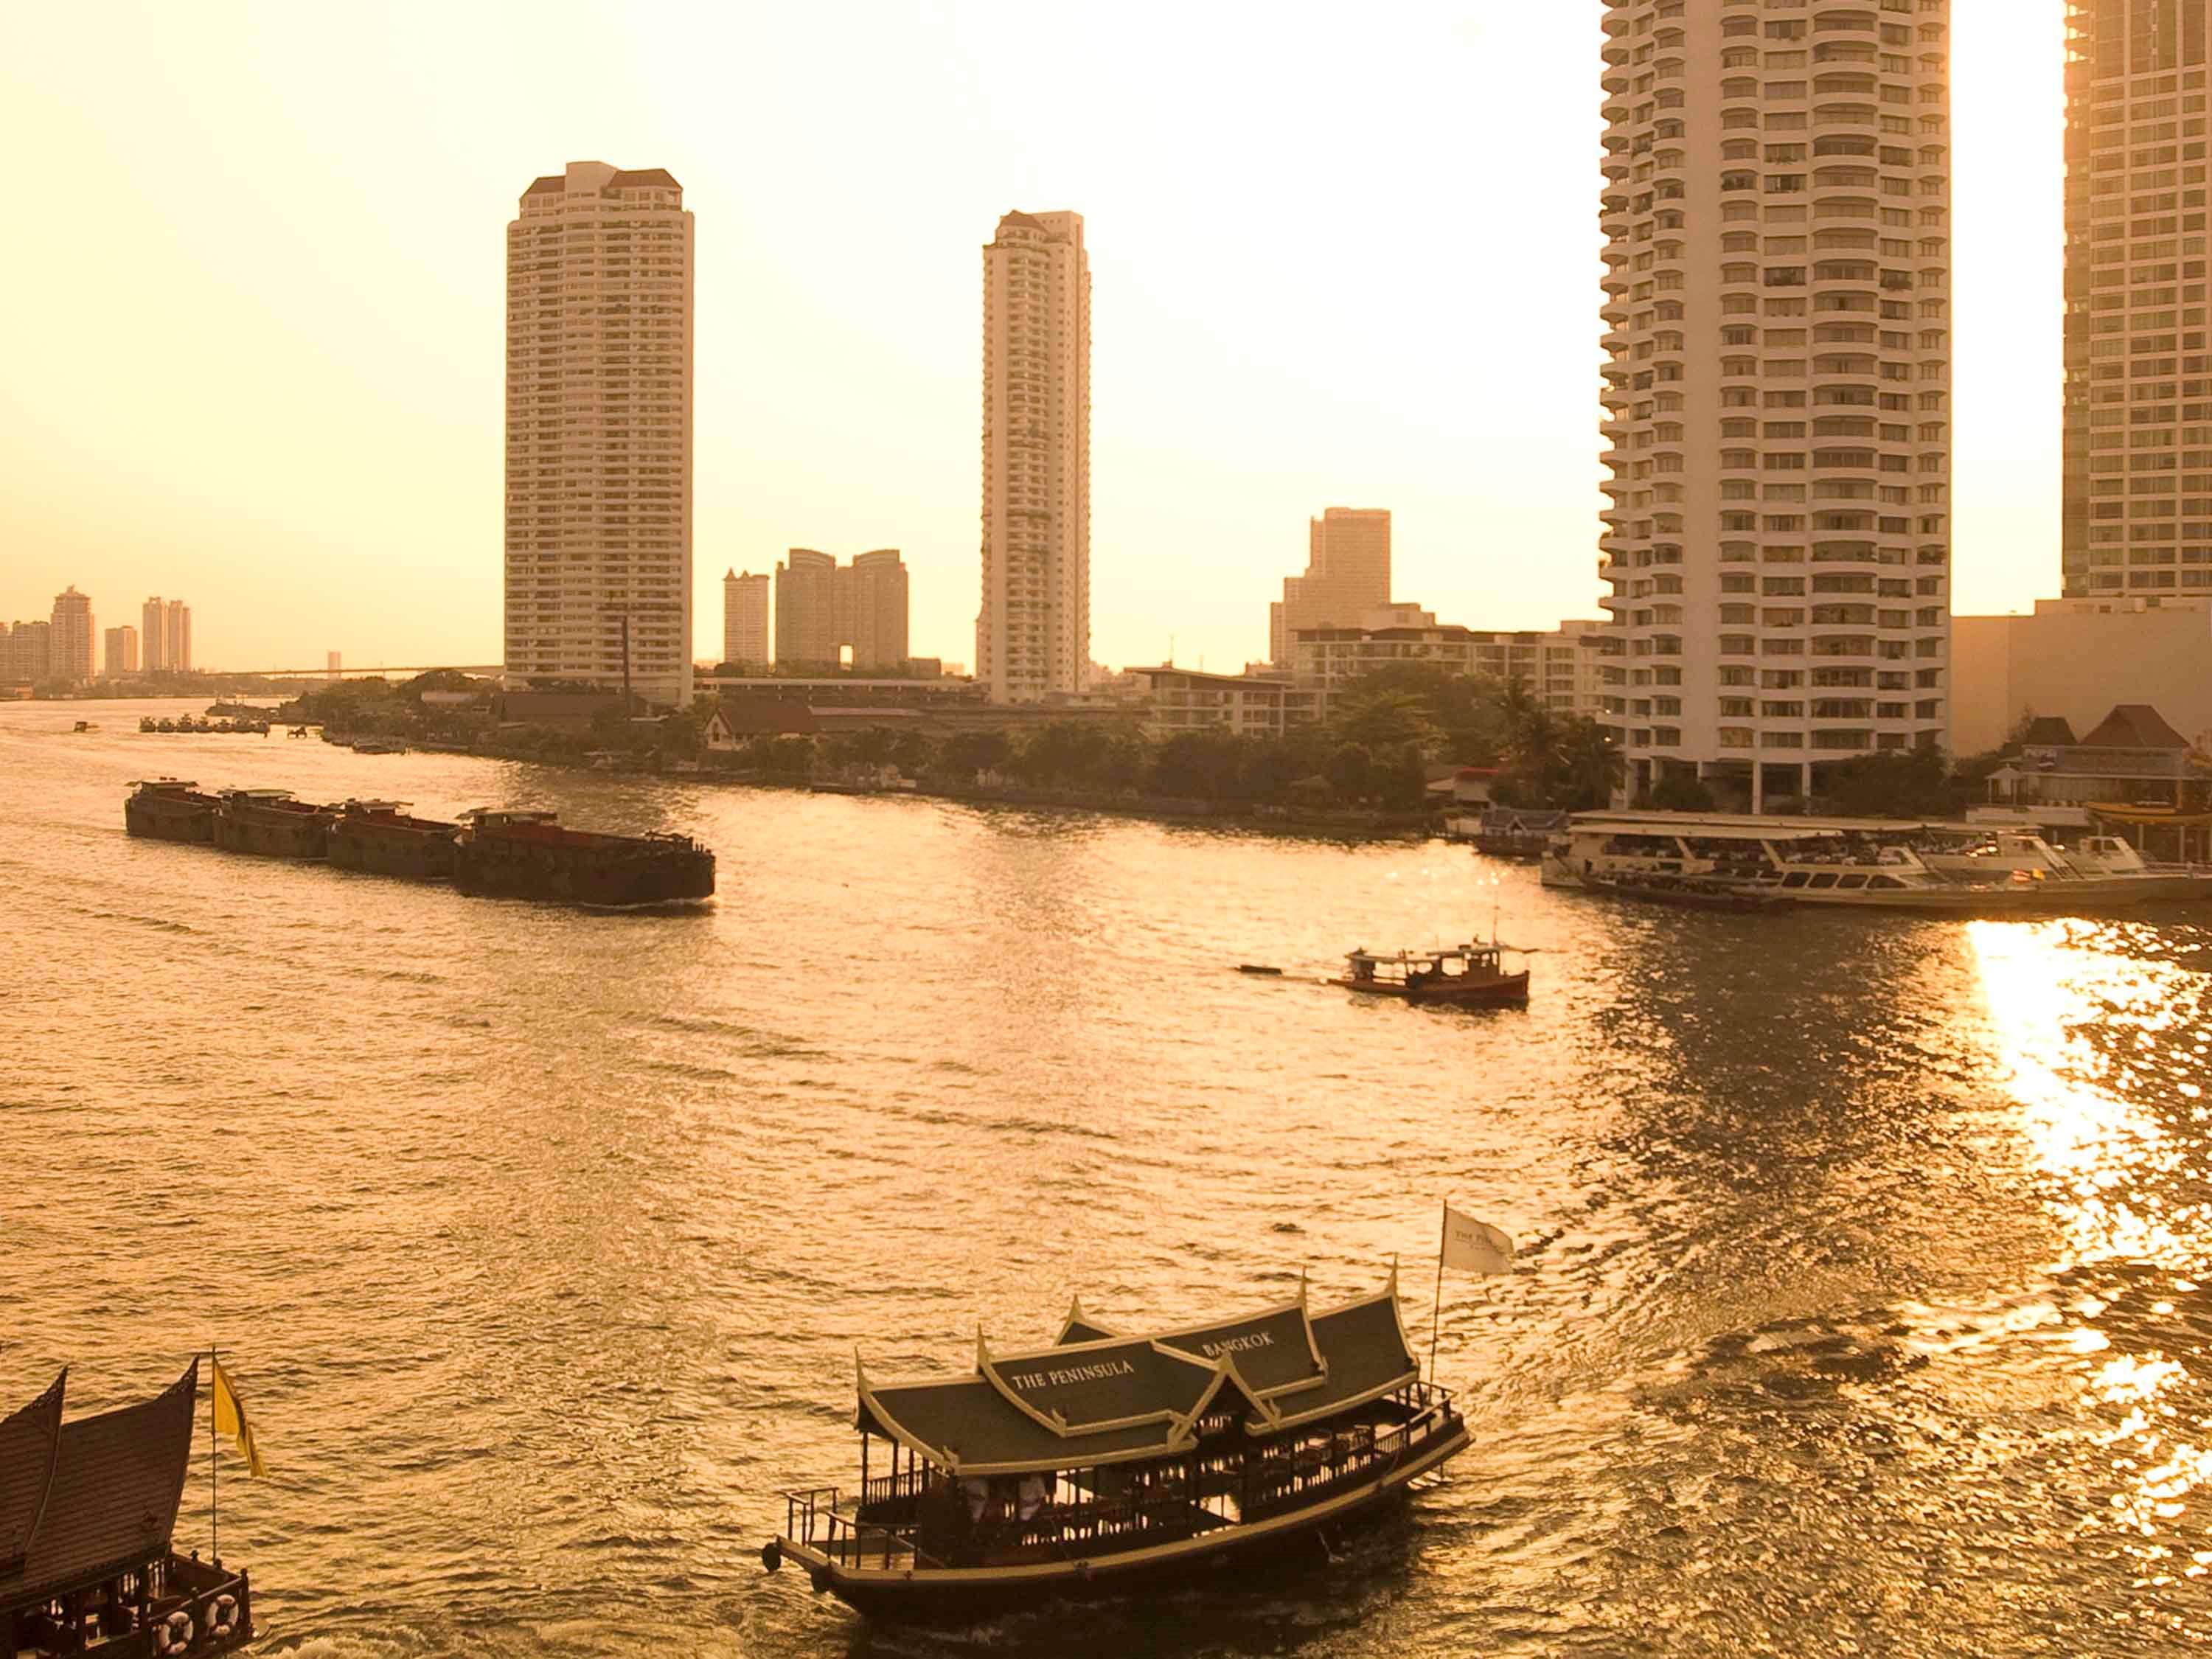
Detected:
left=1326, top=742, right=1376, bottom=804
left=1328, top=688, right=1437, bottom=756
left=939, top=729, right=1012, bottom=781
left=1649, top=770, right=1717, bottom=813
left=1820, top=748, right=1953, bottom=818
left=1149, top=731, right=1245, bottom=801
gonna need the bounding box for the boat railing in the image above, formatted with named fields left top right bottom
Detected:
left=21, top=1554, right=251, bottom=1658
left=860, top=1464, right=932, bottom=1507
left=780, top=1486, right=938, bottom=1572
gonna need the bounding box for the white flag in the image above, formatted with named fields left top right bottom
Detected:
left=1441, top=1206, right=1513, bottom=1275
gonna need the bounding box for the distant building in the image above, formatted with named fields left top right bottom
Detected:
left=723, top=568, right=770, bottom=667
left=141, top=597, right=189, bottom=673
left=103, top=625, right=138, bottom=678
left=979, top=209, right=1089, bottom=703
left=1287, top=617, right=1609, bottom=722
left=1132, top=666, right=1319, bottom=740
left=1269, top=509, right=1391, bottom=665
left=327, top=651, right=342, bottom=678
left=2062, top=0, right=2212, bottom=599
left=775, top=549, right=908, bottom=669
left=1952, top=597, right=2212, bottom=756
left=48, top=588, right=94, bottom=683
left=1, top=621, right=52, bottom=685
left=505, top=161, right=694, bottom=706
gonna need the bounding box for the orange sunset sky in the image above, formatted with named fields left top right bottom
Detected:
left=0, top=1, right=2062, bottom=674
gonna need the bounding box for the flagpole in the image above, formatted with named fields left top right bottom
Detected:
left=1429, top=1205, right=1446, bottom=1383
left=209, top=1343, right=218, bottom=1568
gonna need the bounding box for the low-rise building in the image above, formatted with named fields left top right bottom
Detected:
left=1953, top=597, right=2212, bottom=757
left=1287, top=617, right=1607, bottom=722
left=1131, top=667, right=1320, bottom=740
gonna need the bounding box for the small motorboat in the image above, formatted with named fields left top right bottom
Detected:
left=1335, top=941, right=1530, bottom=1007
left=73, top=720, right=97, bottom=732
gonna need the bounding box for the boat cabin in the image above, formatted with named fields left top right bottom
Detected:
left=1344, top=944, right=1512, bottom=991
left=772, top=1276, right=1467, bottom=1615
left=1, top=1361, right=252, bottom=1658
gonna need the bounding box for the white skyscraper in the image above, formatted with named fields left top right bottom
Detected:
left=505, top=161, right=695, bottom=706
left=1599, top=1, right=1952, bottom=810
left=979, top=209, right=1090, bottom=703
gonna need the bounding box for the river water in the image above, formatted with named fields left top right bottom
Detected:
left=3, top=698, right=2210, bottom=1656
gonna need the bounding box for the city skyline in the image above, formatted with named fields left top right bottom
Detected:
left=1, top=1, right=2062, bottom=674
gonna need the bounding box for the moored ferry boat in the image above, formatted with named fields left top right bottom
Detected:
left=212, top=789, right=338, bottom=859
left=125, top=779, right=223, bottom=844
left=1543, top=812, right=2212, bottom=913
left=1, top=1362, right=254, bottom=1658
left=765, top=1274, right=1468, bottom=1621
left=327, top=800, right=459, bottom=881
left=453, top=810, right=714, bottom=906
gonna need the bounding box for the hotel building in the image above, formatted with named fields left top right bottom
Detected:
left=979, top=210, right=1090, bottom=703
left=2062, top=0, right=2212, bottom=599
left=776, top=549, right=911, bottom=670
left=1268, top=508, right=1392, bottom=665
left=1599, top=0, right=1952, bottom=810
left=723, top=568, right=771, bottom=668
left=49, top=587, right=94, bottom=684
left=505, top=161, right=695, bottom=706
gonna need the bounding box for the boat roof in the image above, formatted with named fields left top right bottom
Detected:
left=1, top=1363, right=197, bottom=1610
left=855, top=1279, right=1416, bottom=1475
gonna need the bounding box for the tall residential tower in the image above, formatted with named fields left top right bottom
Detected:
left=2062, top=0, right=2212, bottom=599
left=1599, top=0, right=1952, bottom=809
left=979, top=210, right=1090, bottom=703
left=1269, top=509, right=1392, bottom=664
left=723, top=568, right=770, bottom=667
left=505, top=161, right=695, bottom=706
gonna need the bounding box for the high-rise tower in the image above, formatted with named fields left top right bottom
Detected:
left=49, top=587, right=94, bottom=684
left=723, top=568, right=770, bottom=668
left=505, top=161, right=695, bottom=706
left=2062, top=0, right=2212, bottom=600
left=979, top=209, right=1090, bottom=703
left=1599, top=0, right=1952, bottom=810
left=1269, top=509, right=1392, bottom=664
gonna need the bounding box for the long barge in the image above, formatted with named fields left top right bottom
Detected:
left=124, top=779, right=223, bottom=844
left=764, top=1272, right=1467, bottom=1621
left=122, top=782, right=714, bottom=908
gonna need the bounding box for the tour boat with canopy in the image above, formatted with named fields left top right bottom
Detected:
left=763, top=1272, right=1469, bottom=1620
left=1, top=1361, right=254, bottom=1658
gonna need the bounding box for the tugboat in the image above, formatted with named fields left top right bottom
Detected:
left=0, top=1362, right=255, bottom=1656
left=1334, top=942, right=1531, bottom=1007
left=453, top=810, right=714, bottom=906
left=764, top=1273, right=1467, bottom=1621
left=212, top=789, right=338, bottom=859
left=125, top=779, right=223, bottom=844
left=327, top=800, right=459, bottom=880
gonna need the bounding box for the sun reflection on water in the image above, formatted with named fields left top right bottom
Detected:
left=1970, top=919, right=2212, bottom=1583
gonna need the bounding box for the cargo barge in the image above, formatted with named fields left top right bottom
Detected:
left=455, top=810, right=715, bottom=907
left=125, top=778, right=223, bottom=844
left=213, top=788, right=338, bottom=859
left=327, top=799, right=459, bottom=880
left=122, top=782, right=714, bottom=908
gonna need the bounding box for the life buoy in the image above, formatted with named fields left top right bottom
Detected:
left=208, top=1592, right=240, bottom=1637
left=153, top=1610, right=194, bottom=1655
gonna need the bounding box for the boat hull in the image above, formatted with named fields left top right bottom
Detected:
left=214, top=801, right=335, bottom=858
left=328, top=817, right=459, bottom=880
left=125, top=793, right=218, bottom=844
left=453, top=841, right=715, bottom=906
left=1334, top=973, right=1529, bottom=1007
left=784, top=1419, right=1470, bottom=1622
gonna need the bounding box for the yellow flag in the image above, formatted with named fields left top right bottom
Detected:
left=212, top=1359, right=267, bottom=1478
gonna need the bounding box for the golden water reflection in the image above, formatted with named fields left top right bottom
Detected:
left=1970, top=919, right=2212, bottom=1581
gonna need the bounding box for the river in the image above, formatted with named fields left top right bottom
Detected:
left=3, top=699, right=2209, bottom=1656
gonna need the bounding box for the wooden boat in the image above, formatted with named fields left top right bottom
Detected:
left=1334, top=942, right=1530, bottom=1006
left=125, top=779, right=223, bottom=844
left=764, top=1274, right=1467, bottom=1622
left=1, top=1361, right=255, bottom=1657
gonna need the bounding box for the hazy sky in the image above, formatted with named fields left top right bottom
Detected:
left=0, top=1, right=2062, bottom=675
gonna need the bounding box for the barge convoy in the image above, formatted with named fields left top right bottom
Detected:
left=765, top=1273, right=1467, bottom=1621
left=124, top=779, right=714, bottom=908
